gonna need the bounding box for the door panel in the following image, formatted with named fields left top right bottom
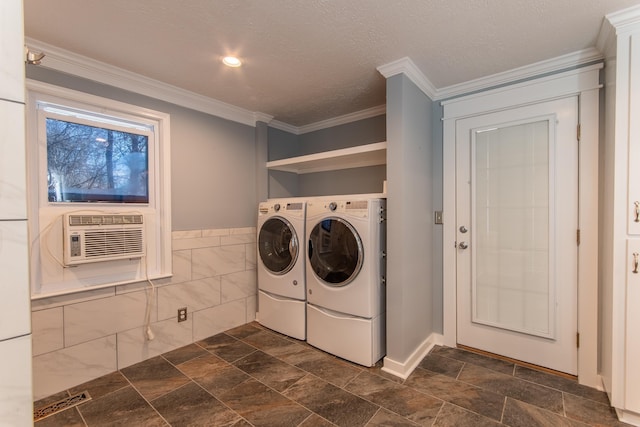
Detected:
left=456, top=97, right=578, bottom=374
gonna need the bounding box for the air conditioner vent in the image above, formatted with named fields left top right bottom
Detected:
left=84, top=229, right=144, bottom=258
left=63, top=213, right=146, bottom=266
left=68, top=214, right=143, bottom=226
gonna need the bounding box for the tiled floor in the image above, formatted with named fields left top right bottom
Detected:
left=34, top=322, right=630, bottom=426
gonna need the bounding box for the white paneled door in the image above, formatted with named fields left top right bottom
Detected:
left=455, top=97, right=579, bottom=375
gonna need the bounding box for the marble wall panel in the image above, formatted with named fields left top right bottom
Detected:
left=193, top=300, right=246, bottom=341
left=64, top=290, right=154, bottom=346
left=32, top=335, right=117, bottom=400
left=116, top=317, right=193, bottom=368
left=32, top=307, right=64, bottom=356
left=157, top=277, right=221, bottom=321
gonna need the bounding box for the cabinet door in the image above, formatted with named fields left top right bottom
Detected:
left=628, top=33, right=640, bottom=235
left=0, top=335, right=33, bottom=425
left=0, top=220, right=30, bottom=340
left=0, top=0, right=25, bottom=103
left=0, top=101, right=26, bottom=219
left=626, top=239, right=640, bottom=412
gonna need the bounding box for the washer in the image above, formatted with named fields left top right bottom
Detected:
left=257, top=199, right=306, bottom=340
left=305, top=197, right=386, bottom=366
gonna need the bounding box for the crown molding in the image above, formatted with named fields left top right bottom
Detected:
left=269, top=105, right=386, bottom=135
left=377, top=57, right=438, bottom=99
left=604, top=4, right=640, bottom=34
left=25, top=37, right=271, bottom=127
left=435, top=48, right=603, bottom=100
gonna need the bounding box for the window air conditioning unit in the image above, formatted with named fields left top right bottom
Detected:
left=63, top=213, right=145, bottom=266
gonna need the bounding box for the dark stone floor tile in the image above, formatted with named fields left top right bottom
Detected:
left=151, top=381, right=243, bottom=426
left=233, top=350, right=307, bottom=392
left=345, top=371, right=443, bottom=425
left=295, top=353, right=361, bottom=387
left=225, top=321, right=265, bottom=340
left=459, top=363, right=564, bottom=414
left=35, top=407, right=85, bottom=427
left=120, top=356, right=190, bottom=401
left=432, top=402, right=502, bottom=427
left=418, top=353, right=465, bottom=378
left=564, top=393, right=632, bottom=426
left=77, top=386, right=166, bottom=426
left=367, top=408, right=421, bottom=426
left=197, top=333, right=257, bottom=362
left=503, top=397, right=590, bottom=427
left=161, top=343, right=207, bottom=366
left=405, top=368, right=505, bottom=421
left=68, top=370, right=129, bottom=401
left=514, top=365, right=610, bottom=405
left=271, top=341, right=327, bottom=366
left=284, top=374, right=379, bottom=427
left=298, top=413, right=336, bottom=426
left=178, top=352, right=250, bottom=397
left=219, top=378, right=310, bottom=426
left=239, top=329, right=299, bottom=354
left=431, top=346, right=515, bottom=375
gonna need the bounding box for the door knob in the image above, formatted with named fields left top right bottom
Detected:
left=459, top=226, right=468, bottom=233
left=458, top=242, right=468, bottom=250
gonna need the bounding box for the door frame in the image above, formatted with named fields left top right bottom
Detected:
left=441, top=64, right=602, bottom=388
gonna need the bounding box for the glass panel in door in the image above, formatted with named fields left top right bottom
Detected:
left=473, top=119, right=554, bottom=338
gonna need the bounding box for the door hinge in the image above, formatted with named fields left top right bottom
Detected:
left=577, top=229, right=581, bottom=246
left=577, top=332, right=580, bottom=348
left=577, top=124, right=581, bottom=142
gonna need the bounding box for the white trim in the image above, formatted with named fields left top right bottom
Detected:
left=441, top=64, right=603, bottom=118
left=25, top=38, right=270, bottom=128
left=26, top=79, right=172, bottom=298
left=377, top=57, right=438, bottom=99
left=269, top=105, right=386, bottom=135
left=435, top=48, right=603, bottom=100
left=442, top=66, right=601, bottom=387
left=381, top=333, right=443, bottom=379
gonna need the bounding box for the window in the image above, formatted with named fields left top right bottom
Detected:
left=45, top=109, right=151, bottom=203
left=27, top=81, right=172, bottom=298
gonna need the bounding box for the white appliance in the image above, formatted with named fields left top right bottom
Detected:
left=63, top=213, right=145, bottom=265
left=257, top=199, right=306, bottom=340
left=0, top=1, right=34, bottom=424
left=305, top=198, right=386, bottom=366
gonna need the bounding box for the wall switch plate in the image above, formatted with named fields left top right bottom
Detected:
left=177, top=307, right=187, bottom=322
left=434, top=211, right=443, bottom=225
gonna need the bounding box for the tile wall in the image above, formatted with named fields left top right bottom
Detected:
left=30, top=227, right=257, bottom=400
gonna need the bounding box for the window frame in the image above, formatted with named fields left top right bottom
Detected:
left=26, top=80, right=172, bottom=298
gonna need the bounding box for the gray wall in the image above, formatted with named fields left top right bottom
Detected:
left=267, top=115, right=387, bottom=198
left=26, top=66, right=257, bottom=231
left=385, top=73, right=435, bottom=365
left=431, top=102, right=444, bottom=334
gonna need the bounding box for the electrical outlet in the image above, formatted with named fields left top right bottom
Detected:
left=177, top=307, right=187, bottom=322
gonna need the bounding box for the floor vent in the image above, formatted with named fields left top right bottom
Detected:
left=33, top=391, right=91, bottom=421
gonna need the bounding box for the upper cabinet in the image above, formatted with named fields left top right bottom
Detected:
left=0, top=0, right=25, bottom=103
left=267, top=141, right=387, bottom=174
left=600, top=5, right=640, bottom=425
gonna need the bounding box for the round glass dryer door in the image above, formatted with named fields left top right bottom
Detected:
left=258, top=217, right=299, bottom=275
left=308, top=217, right=363, bottom=287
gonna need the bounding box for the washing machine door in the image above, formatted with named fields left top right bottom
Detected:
left=308, top=217, right=363, bottom=287
left=258, top=217, right=299, bottom=275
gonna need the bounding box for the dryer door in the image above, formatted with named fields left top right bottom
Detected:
left=258, top=217, right=298, bottom=275
left=308, top=217, right=363, bottom=287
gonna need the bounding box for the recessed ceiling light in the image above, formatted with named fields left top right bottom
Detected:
left=222, top=56, right=242, bottom=67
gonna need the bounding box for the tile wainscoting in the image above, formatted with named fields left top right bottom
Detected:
left=31, top=227, right=257, bottom=400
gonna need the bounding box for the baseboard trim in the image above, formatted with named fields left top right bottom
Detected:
left=381, top=333, right=444, bottom=379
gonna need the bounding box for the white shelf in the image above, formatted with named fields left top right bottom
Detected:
left=266, top=141, right=387, bottom=174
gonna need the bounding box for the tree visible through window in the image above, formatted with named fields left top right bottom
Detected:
left=46, top=118, right=149, bottom=203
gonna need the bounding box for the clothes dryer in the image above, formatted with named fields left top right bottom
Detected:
left=305, top=198, right=386, bottom=366
left=257, top=199, right=306, bottom=340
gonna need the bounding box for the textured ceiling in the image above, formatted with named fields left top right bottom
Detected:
left=23, top=0, right=640, bottom=127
